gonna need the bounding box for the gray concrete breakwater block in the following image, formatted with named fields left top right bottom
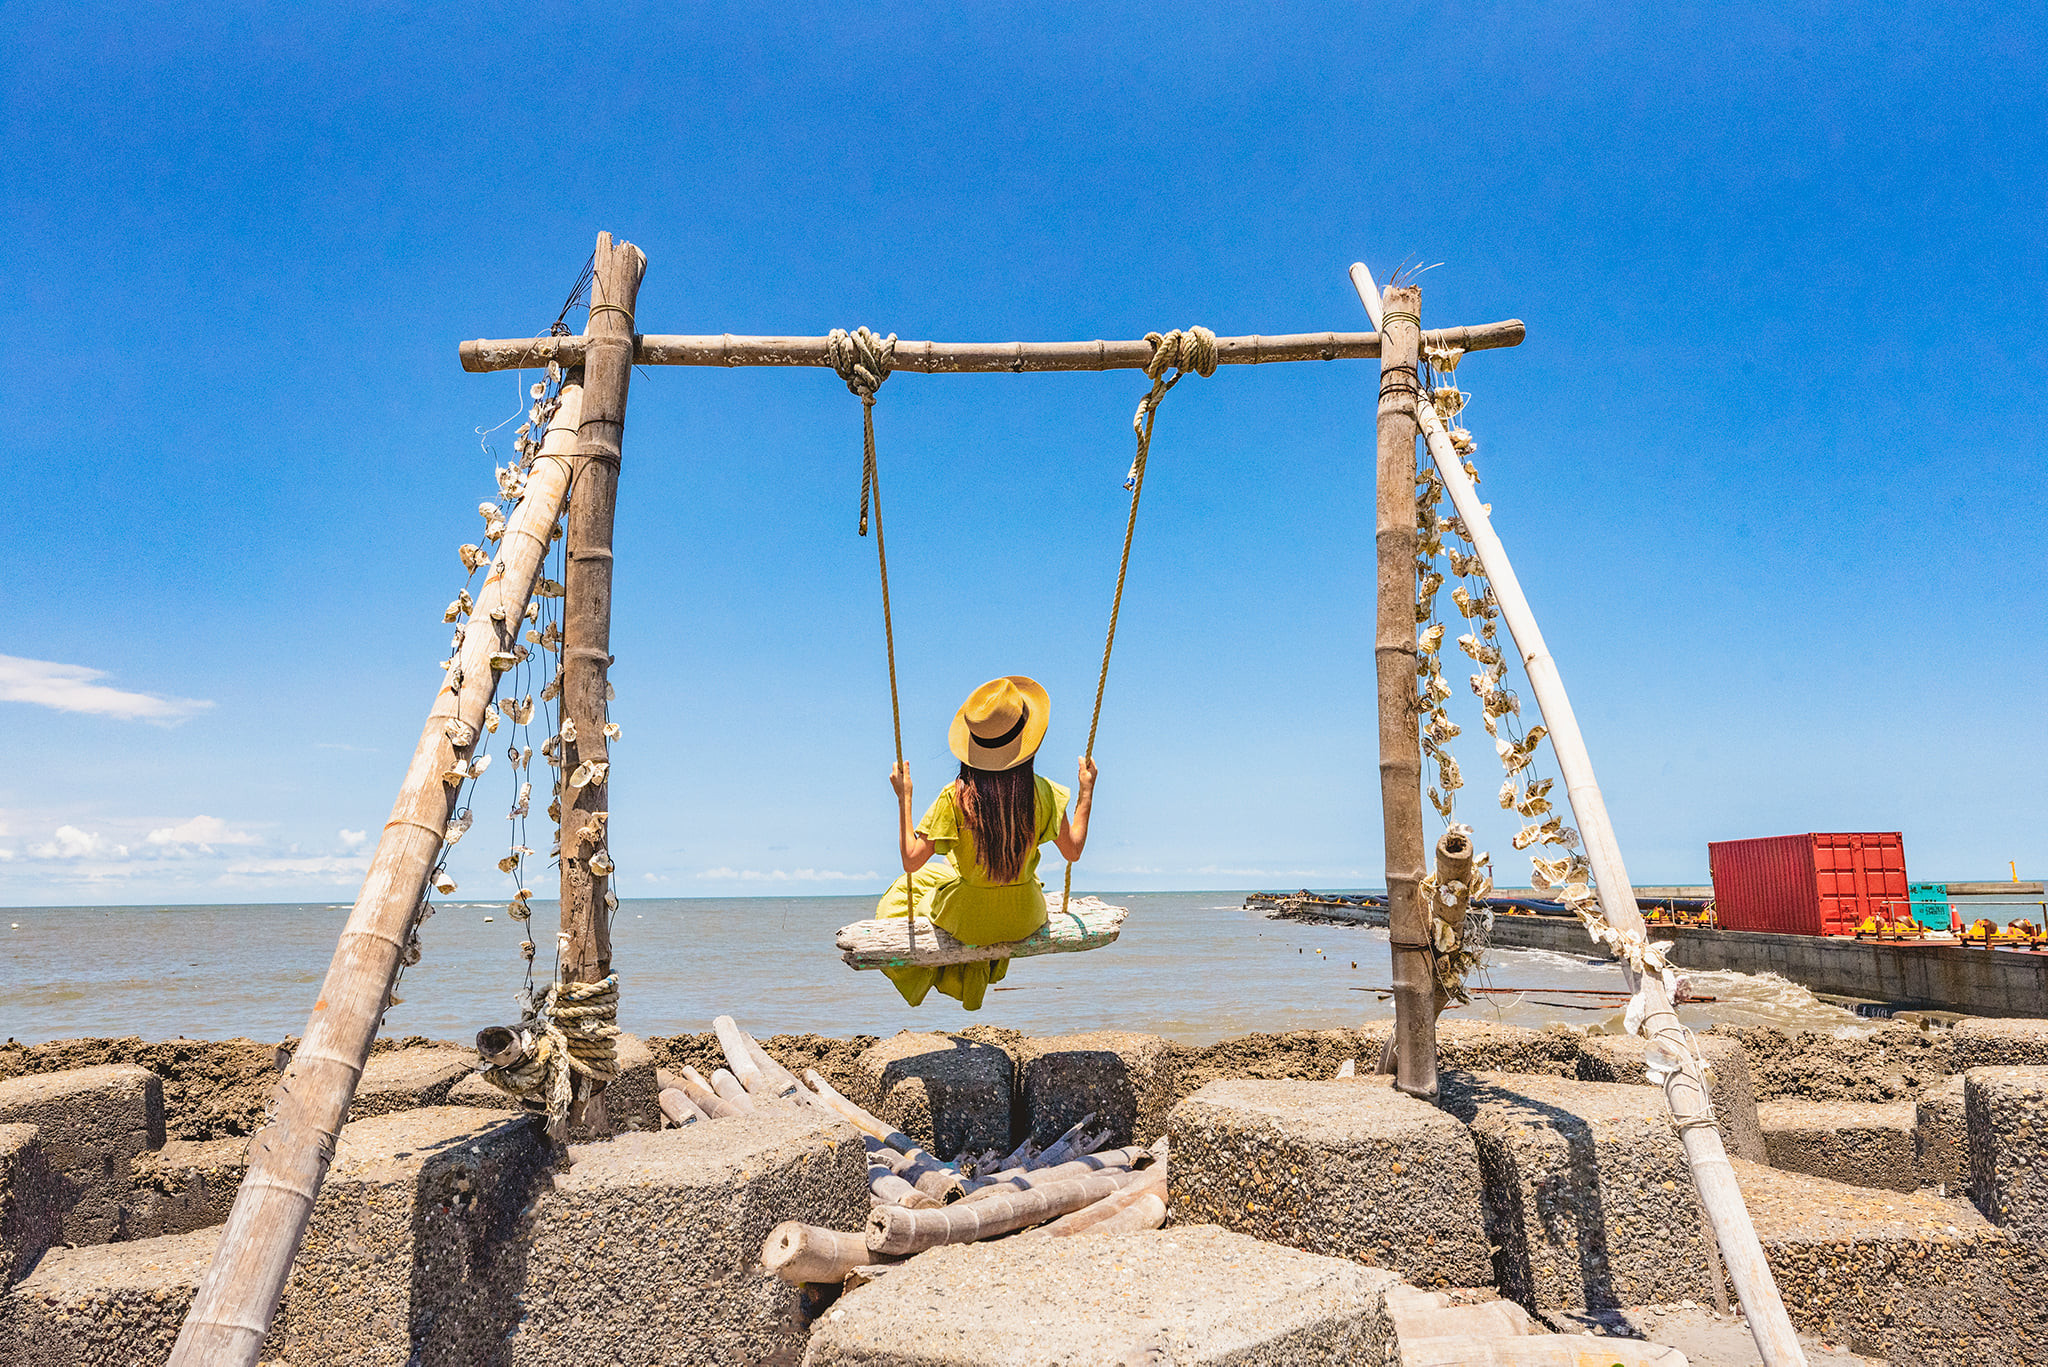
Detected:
left=124, top=1135, right=248, bottom=1238
left=1167, top=1076, right=1491, bottom=1288
left=0, top=1123, right=59, bottom=1284
left=1950, top=1016, right=2048, bottom=1070
left=1015, top=1029, right=1183, bottom=1151
left=0, top=1224, right=285, bottom=1367
left=802, top=1225, right=1404, bottom=1366
left=348, top=1046, right=475, bottom=1119
left=1576, top=1032, right=1767, bottom=1164
left=1436, top=1072, right=1715, bottom=1311
left=1756, top=1099, right=1920, bottom=1192
left=854, top=1032, right=1015, bottom=1159
left=279, top=1105, right=551, bottom=1367
left=1733, top=1155, right=2048, bottom=1366
left=1966, top=1064, right=2048, bottom=1245
left=1711, top=1022, right=1950, bottom=1103
left=509, top=1109, right=866, bottom=1367
left=0, top=1063, right=164, bottom=1246
left=1916, top=1074, right=1970, bottom=1195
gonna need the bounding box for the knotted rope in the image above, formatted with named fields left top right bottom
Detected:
left=480, top=973, right=621, bottom=1140
left=1061, top=327, right=1215, bottom=915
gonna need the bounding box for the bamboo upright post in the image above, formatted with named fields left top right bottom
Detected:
left=168, top=384, right=588, bottom=1367
left=1375, top=283, right=1437, bottom=1098
left=558, top=231, right=646, bottom=1135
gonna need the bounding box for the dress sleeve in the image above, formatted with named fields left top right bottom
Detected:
left=1036, top=777, right=1072, bottom=844
left=918, top=785, right=959, bottom=855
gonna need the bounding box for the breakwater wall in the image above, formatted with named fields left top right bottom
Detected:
left=1280, top=902, right=2048, bottom=1018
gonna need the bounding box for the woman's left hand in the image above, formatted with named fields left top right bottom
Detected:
left=890, top=761, right=912, bottom=800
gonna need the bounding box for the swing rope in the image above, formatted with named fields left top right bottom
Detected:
left=1060, top=326, right=1217, bottom=915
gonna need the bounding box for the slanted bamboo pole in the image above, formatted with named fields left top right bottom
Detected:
left=1030, top=1165, right=1168, bottom=1238
left=459, top=321, right=1526, bottom=374
left=866, top=1170, right=1141, bottom=1255
left=659, top=1088, right=708, bottom=1126
left=169, top=385, right=588, bottom=1367
left=1406, top=394, right=1808, bottom=1366
left=1080, top=1190, right=1167, bottom=1234
left=1375, top=282, right=1437, bottom=1099
left=558, top=232, right=646, bottom=1136
left=713, top=1016, right=768, bottom=1095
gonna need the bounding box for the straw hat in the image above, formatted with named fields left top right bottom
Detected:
left=948, top=676, right=1050, bottom=771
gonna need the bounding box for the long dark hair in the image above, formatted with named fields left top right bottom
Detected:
left=954, top=757, right=1037, bottom=885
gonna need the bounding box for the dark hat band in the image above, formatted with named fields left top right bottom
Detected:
left=969, top=705, right=1029, bottom=750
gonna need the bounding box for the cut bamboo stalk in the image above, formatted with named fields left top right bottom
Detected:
left=806, top=1072, right=966, bottom=1200
left=958, top=1146, right=1154, bottom=1202
left=1334, top=1058, right=1357, bottom=1079
left=1432, top=827, right=1478, bottom=1016
left=169, top=385, right=588, bottom=1367
left=713, top=1016, right=767, bottom=1095
left=675, top=1070, right=745, bottom=1120
left=459, top=321, right=1526, bottom=374
left=869, top=1171, right=939, bottom=1209
left=1033, top=1165, right=1167, bottom=1238
left=557, top=231, right=646, bottom=1138
left=1408, top=390, right=1808, bottom=1367
left=866, top=1170, right=1141, bottom=1256
left=708, top=1068, right=754, bottom=1111
left=659, top=1088, right=708, bottom=1127
left=1031, top=1113, right=1096, bottom=1169
left=738, top=1029, right=804, bottom=1098
left=1078, top=1190, right=1166, bottom=1235
left=1374, top=282, right=1438, bottom=1101
left=763, top=1223, right=881, bottom=1285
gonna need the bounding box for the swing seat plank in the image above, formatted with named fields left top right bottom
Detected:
left=837, top=895, right=1127, bottom=970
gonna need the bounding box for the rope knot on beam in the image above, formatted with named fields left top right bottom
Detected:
left=826, top=326, right=897, bottom=403
left=1132, top=326, right=1216, bottom=435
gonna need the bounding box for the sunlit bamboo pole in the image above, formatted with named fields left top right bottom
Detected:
left=168, top=385, right=586, bottom=1367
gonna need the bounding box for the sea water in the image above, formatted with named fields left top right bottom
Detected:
left=0, top=893, right=1866, bottom=1046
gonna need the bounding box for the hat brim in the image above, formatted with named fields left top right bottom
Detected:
left=948, top=675, right=1051, bottom=771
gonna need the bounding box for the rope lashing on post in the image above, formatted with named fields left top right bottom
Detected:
left=1061, top=326, right=1215, bottom=915
left=481, top=973, right=621, bottom=1140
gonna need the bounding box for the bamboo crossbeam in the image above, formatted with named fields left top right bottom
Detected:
left=459, top=321, right=1524, bottom=374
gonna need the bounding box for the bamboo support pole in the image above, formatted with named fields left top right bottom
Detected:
left=558, top=232, right=645, bottom=1136
left=459, top=321, right=1525, bottom=375
left=866, top=1170, right=1141, bottom=1256
left=169, top=386, right=588, bottom=1367
left=1406, top=395, right=1808, bottom=1366
left=1375, top=283, right=1437, bottom=1099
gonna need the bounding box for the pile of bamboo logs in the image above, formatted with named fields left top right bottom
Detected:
left=659, top=1015, right=1171, bottom=1297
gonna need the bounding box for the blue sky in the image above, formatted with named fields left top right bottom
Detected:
left=2, top=3, right=2042, bottom=908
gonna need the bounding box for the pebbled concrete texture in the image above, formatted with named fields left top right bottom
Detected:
left=1014, top=1029, right=1184, bottom=1151
left=123, top=1135, right=248, bottom=1238
left=0, top=1124, right=60, bottom=1284
left=0, top=1224, right=286, bottom=1366
left=1546, top=1304, right=1881, bottom=1367
left=445, top=1068, right=523, bottom=1110
left=1436, top=1071, right=1715, bottom=1311
left=348, top=1047, right=475, bottom=1119
left=1355, top=1020, right=1586, bottom=1080
left=601, top=1031, right=664, bottom=1133
left=1167, top=1076, right=1491, bottom=1288
left=1733, top=1155, right=2048, bottom=1366
left=0, top=1064, right=164, bottom=1246
left=1917, top=1074, right=1970, bottom=1195
left=509, top=1108, right=866, bottom=1367
left=1949, top=1016, right=2048, bottom=1071
left=802, top=1225, right=1405, bottom=1367
left=1577, top=1032, right=1768, bottom=1163
left=1711, top=1022, right=1951, bottom=1103
left=1756, top=1099, right=1919, bottom=1192
left=279, top=1105, right=552, bottom=1367
left=854, top=1032, right=1016, bottom=1159
left=1965, top=1064, right=2048, bottom=1245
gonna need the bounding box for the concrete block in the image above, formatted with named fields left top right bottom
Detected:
left=1436, top=1072, right=1715, bottom=1310
left=0, top=1064, right=164, bottom=1246
left=123, top=1136, right=248, bottom=1238
left=510, top=1109, right=866, bottom=1367
left=280, top=1105, right=552, bottom=1366
left=1167, top=1076, right=1492, bottom=1287
left=1949, top=1016, right=2048, bottom=1070
left=347, top=1046, right=475, bottom=1119
left=1757, top=1099, right=1919, bottom=1192
left=0, top=1225, right=285, bottom=1366
left=1713, top=1023, right=1950, bottom=1103
left=1352, top=1021, right=1584, bottom=1080
left=1576, top=1032, right=1768, bottom=1163
left=855, top=1032, right=1015, bottom=1159
left=0, top=1124, right=60, bottom=1284
left=802, top=1225, right=1405, bottom=1366
left=444, top=1068, right=522, bottom=1110
left=1015, top=1029, right=1183, bottom=1151
left=1966, top=1064, right=2048, bottom=1245
left=601, top=1031, right=663, bottom=1133
left=1734, top=1156, right=2048, bottom=1366
left=1916, top=1075, right=1970, bottom=1195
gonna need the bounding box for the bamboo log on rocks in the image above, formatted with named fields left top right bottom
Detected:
left=675, top=1071, right=745, bottom=1120
left=1399, top=334, right=1808, bottom=1365
left=763, top=1223, right=886, bottom=1286
left=659, top=1088, right=708, bottom=1127
left=1031, top=1113, right=1098, bottom=1169
left=869, top=1171, right=939, bottom=1209
left=713, top=1016, right=767, bottom=1095
left=866, top=1170, right=1141, bottom=1256
left=837, top=896, right=1125, bottom=969
left=709, top=1068, right=754, bottom=1110
left=167, top=384, right=589, bottom=1367
left=459, top=320, right=1527, bottom=374
left=959, top=1146, right=1155, bottom=1203
left=1033, top=1165, right=1168, bottom=1238
left=1081, top=1191, right=1167, bottom=1235
left=805, top=1071, right=968, bottom=1200
left=739, top=1028, right=804, bottom=1098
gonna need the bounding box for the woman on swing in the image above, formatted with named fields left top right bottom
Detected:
left=876, top=675, right=1096, bottom=1011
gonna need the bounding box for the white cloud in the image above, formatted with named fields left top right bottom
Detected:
left=0, top=654, right=212, bottom=723
left=146, top=815, right=261, bottom=852
left=337, top=829, right=368, bottom=848
left=0, top=849, right=13, bottom=861
left=697, top=867, right=880, bottom=883
left=27, top=825, right=129, bottom=860
left=218, top=855, right=368, bottom=886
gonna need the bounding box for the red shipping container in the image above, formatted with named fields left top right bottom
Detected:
left=1707, top=832, right=1911, bottom=936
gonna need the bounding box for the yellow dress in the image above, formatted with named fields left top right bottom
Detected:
left=874, top=775, right=1071, bottom=1011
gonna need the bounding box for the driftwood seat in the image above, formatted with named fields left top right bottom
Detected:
left=836, top=894, right=1126, bottom=970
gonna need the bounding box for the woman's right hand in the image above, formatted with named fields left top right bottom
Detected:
left=1076, top=756, right=1097, bottom=793
left=890, top=761, right=912, bottom=800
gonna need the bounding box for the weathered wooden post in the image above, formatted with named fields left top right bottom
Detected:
left=558, top=231, right=645, bottom=1134
left=1375, top=283, right=1438, bottom=1097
